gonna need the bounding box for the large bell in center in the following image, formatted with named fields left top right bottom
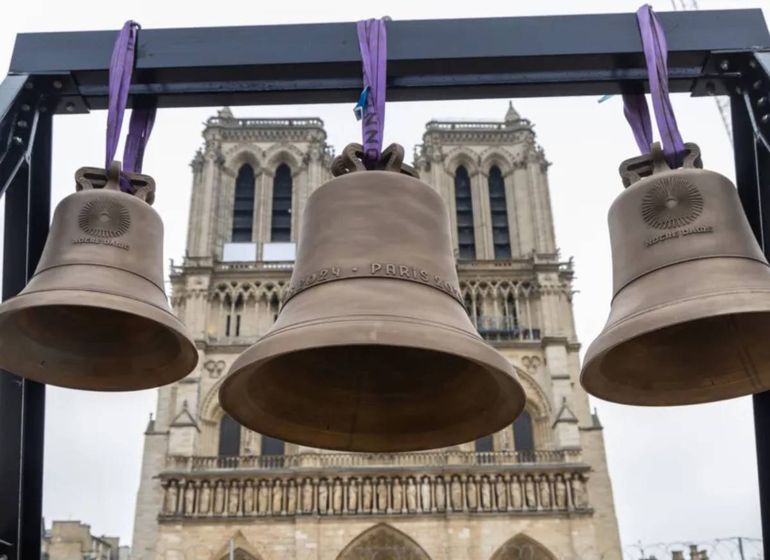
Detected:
left=220, top=144, right=525, bottom=452
left=0, top=164, right=198, bottom=391
left=581, top=143, right=770, bottom=406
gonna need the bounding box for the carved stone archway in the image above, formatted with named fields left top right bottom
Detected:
left=490, top=534, right=558, bottom=560
left=218, top=550, right=260, bottom=560
left=336, top=523, right=431, bottom=560
left=212, top=531, right=264, bottom=560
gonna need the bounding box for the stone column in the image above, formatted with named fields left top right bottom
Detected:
left=512, top=162, right=534, bottom=254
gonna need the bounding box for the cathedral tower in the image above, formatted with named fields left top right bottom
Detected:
left=131, top=104, right=621, bottom=560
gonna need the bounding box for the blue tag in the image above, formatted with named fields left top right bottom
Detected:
left=354, top=86, right=370, bottom=121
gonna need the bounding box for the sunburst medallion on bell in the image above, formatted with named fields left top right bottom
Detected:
left=219, top=143, right=525, bottom=452
left=0, top=162, right=198, bottom=390
left=581, top=143, right=770, bottom=405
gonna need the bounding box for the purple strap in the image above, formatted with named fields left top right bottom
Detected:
left=106, top=21, right=157, bottom=191
left=622, top=5, right=686, bottom=168
left=356, top=19, right=387, bottom=166
left=123, top=106, right=156, bottom=173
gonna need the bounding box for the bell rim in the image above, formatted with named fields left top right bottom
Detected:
left=581, top=288, right=770, bottom=406
left=219, top=316, right=525, bottom=452
left=0, top=289, right=198, bottom=391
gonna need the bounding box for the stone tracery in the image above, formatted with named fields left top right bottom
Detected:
left=336, top=524, right=431, bottom=560
left=490, top=534, right=559, bottom=560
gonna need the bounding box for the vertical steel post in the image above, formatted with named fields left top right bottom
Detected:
left=0, top=106, right=50, bottom=560
left=730, top=94, right=770, bottom=560
left=21, top=108, right=51, bottom=560
left=0, top=174, right=29, bottom=559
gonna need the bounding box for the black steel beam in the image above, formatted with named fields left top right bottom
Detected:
left=7, top=9, right=770, bottom=111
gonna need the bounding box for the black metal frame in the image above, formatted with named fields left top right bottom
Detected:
left=1, top=10, right=770, bottom=560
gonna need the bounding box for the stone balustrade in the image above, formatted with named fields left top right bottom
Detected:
left=171, top=260, right=294, bottom=275
left=173, top=255, right=572, bottom=275
left=208, top=117, right=326, bottom=128
left=424, top=121, right=510, bottom=131
left=215, top=261, right=294, bottom=272
left=158, top=469, right=590, bottom=520
left=165, top=449, right=582, bottom=472
left=205, top=335, right=260, bottom=346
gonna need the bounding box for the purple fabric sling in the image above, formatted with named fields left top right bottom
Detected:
left=106, top=20, right=157, bottom=192
left=622, top=5, right=686, bottom=169
left=356, top=19, right=387, bottom=166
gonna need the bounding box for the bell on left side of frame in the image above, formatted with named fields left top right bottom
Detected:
left=0, top=163, right=198, bottom=391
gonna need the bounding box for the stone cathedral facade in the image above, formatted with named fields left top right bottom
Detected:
left=131, top=105, right=622, bottom=560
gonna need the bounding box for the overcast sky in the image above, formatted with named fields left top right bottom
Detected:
left=0, top=0, right=767, bottom=555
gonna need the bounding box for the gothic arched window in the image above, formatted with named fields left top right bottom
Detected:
left=337, top=524, right=431, bottom=560
left=455, top=166, right=476, bottom=260
left=490, top=534, right=558, bottom=560
left=219, top=550, right=260, bottom=560
left=473, top=434, right=495, bottom=463
left=260, top=435, right=285, bottom=456
left=463, top=293, right=476, bottom=326
left=218, top=414, right=241, bottom=457
left=488, top=165, right=511, bottom=258
left=232, top=164, right=255, bottom=242
left=268, top=293, right=281, bottom=323
left=223, top=295, right=244, bottom=338
left=503, top=293, right=518, bottom=335
left=513, top=409, right=535, bottom=455
left=260, top=434, right=285, bottom=467
left=271, top=163, right=292, bottom=241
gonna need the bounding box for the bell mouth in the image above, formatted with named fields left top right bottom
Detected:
left=0, top=290, right=198, bottom=391
left=583, top=308, right=770, bottom=406
left=582, top=254, right=770, bottom=406
left=220, top=318, right=524, bottom=452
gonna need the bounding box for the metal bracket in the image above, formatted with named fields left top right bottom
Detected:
left=746, top=51, right=770, bottom=149
left=699, top=49, right=770, bottom=148
left=0, top=75, right=39, bottom=196
left=0, top=74, right=79, bottom=197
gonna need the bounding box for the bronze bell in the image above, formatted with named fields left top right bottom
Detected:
left=220, top=144, right=525, bottom=452
left=581, top=143, right=770, bottom=406
left=0, top=163, right=198, bottom=390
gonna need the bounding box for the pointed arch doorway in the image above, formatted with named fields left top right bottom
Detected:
left=490, top=534, right=558, bottom=560
left=218, top=550, right=260, bottom=560
left=336, top=523, right=432, bottom=560
left=213, top=531, right=264, bottom=560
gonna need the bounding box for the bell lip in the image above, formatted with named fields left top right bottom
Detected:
left=0, top=289, right=198, bottom=391
left=220, top=317, right=525, bottom=452
left=581, top=288, right=770, bottom=406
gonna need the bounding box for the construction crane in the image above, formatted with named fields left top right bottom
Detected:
left=670, top=0, right=734, bottom=142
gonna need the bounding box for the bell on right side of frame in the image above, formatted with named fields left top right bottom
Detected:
left=581, top=142, right=770, bottom=406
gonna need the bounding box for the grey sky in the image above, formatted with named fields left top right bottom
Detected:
left=0, top=0, right=766, bottom=552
